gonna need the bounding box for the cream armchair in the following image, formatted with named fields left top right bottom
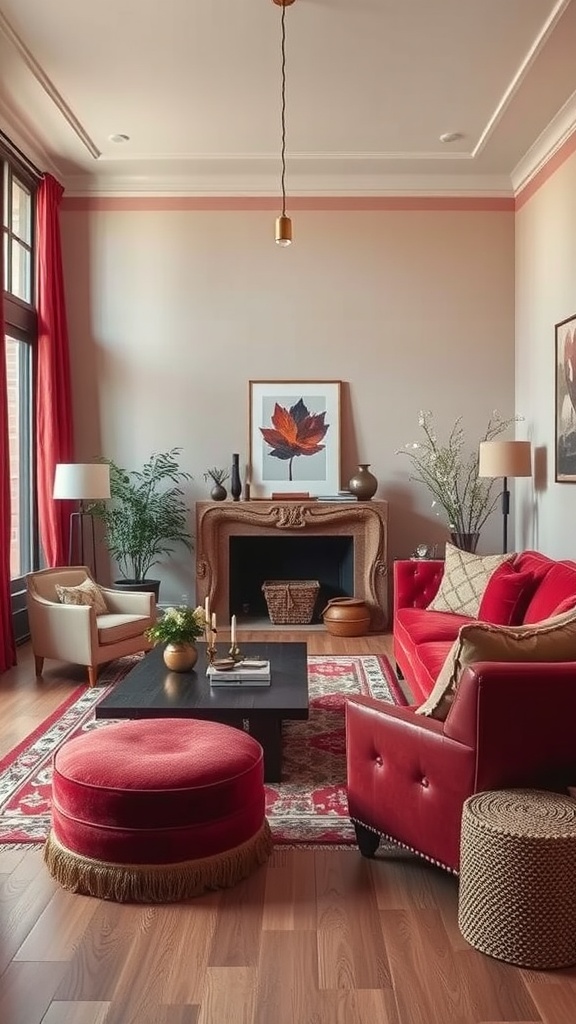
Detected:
left=26, top=566, right=156, bottom=687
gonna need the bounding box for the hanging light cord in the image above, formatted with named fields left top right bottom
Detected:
left=280, top=3, right=287, bottom=218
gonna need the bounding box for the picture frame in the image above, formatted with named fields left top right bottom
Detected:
left=555, top=313, right=576, bottom=482
left=248, top=380, right=342, bottom=497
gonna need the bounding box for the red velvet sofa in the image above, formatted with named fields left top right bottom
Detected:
left=345, top=550, right=576, bottom=873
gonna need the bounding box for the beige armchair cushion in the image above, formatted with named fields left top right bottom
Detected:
left=97, top=614, right=153, bottom=645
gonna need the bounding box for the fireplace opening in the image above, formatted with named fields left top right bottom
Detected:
left=229, top=535, right=354, bottom=623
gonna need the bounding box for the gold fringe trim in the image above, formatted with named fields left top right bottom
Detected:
left=43, top=819, right=273, bottom=903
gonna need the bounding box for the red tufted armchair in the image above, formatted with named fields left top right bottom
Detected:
left=345, top=662, right=576, bottom=873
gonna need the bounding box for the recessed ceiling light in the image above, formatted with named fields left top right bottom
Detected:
left=109, top=133, right=130, bottom=144
left=439, top=132, right=463, bottom=144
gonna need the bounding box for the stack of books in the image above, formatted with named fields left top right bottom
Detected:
left=316, top=491, right=355, bottom=502
left=207, top=659, right=271, bottom=686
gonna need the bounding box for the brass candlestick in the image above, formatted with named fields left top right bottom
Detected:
left=207, top=628, right=218, bottom=665
left=228, top=643, right=243, bottom=663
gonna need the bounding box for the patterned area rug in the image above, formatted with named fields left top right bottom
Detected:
left=0, top=654, right=406, bottom=847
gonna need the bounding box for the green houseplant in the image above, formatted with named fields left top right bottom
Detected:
left=90, top=448, right=193, bottom=596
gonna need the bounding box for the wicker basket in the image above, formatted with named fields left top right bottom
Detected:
left=262, top=580, right=320, bottom=625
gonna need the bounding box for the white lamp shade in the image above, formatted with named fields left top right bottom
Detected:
left=53, top=463, right=111, bottom=500
left=478, top=441, right=532, bottom=479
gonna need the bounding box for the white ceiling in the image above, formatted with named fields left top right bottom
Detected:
left=0, top=0, right=575, bottom=197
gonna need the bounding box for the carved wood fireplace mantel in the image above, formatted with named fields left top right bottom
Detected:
left=195, top=500, right=388, bottom=631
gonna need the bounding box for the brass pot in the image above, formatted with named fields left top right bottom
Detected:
left=322, top=598, right=371, bottom=637
left=163, top=642, right=198, bottom=672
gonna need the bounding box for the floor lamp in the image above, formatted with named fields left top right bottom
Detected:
left=478, top=441, right=532, bottom=554
left=53, top=463, right=111, bottom=576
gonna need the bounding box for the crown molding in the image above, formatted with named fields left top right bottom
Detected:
left=511, top=89, right=576, bottom=193
left=60, top=170, right=514, bottom=199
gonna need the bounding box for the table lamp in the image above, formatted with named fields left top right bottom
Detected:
left=53, top=463, right=111, bottom=574
left=478, top=441, right=532, bottom=553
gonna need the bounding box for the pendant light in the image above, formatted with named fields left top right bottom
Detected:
left=272, top=0, right=295, bottom=246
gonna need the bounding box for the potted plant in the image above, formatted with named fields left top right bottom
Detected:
left=145, top=604, right=206, bottom=671
left=90, top=448, right=193, bottom=598
left=203, top=467, right=230, bottom=501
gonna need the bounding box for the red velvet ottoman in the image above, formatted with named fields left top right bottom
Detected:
left=44, top=718, right=273, bottom=902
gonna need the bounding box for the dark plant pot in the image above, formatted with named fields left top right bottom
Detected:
left=210, top=483, right=227, bottom=501
left=449, top=532, right=480, bottom=553
left=113, top=578, right=161, bottom=602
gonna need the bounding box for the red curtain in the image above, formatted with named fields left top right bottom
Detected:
left=0, top=239, right=17, bottom=670
left=36, top=174, right=74, bottom=566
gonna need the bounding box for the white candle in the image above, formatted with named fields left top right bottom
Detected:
left=231, top=614, right=237, bottom=647
left=204, top=596, right=210, bottom=629
left=211, top=612, right=217, bottom=647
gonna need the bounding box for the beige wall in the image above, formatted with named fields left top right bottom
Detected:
left=60, top=206, right=516, bottom=602
left=516, top=149, right=576, bottom=559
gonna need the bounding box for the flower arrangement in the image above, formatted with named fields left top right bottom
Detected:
left=145, top=605, right=206, bottom=647
left=397, top=410, right=520, bottom=538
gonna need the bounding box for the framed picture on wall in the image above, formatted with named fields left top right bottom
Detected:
left=555, top=313, right=576, bottom=482
left=248, top=380, right=342, bottom=497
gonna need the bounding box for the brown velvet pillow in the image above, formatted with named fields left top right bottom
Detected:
left=416, top=605, right=576, bottom=721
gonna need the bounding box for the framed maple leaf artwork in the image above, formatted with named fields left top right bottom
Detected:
left=248, top=380, right=342, bottom=497
left=556, top=313, right=576, bottom=482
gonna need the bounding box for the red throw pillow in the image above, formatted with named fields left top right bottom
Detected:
left=552, top=595, right=576, bottom=617
left=477, top=564, right=535, bottom=626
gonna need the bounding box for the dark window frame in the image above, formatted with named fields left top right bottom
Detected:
left=1, top=136, right=41, bottom=636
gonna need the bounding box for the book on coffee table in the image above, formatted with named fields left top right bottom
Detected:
left=207, top=660, right=271, bottom=686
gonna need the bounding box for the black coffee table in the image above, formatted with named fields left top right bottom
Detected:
left=95, top=641, right=309, bottom=782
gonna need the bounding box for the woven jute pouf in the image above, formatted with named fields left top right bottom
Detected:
left=458, top=789, right=576, bottom=969
left=44, top=718, right=273, bottom=903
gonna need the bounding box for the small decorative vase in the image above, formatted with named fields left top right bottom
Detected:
left=210, top=482, right=227, bottom=501
left=348, top=464, right=378, bottom=501
left=162, top=643, right=198, bottom=672
left=231, top=453, right=242, bottom=502
left=450, top=531, right=480, bottom=553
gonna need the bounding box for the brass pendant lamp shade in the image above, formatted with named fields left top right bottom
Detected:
left=272, top=0, right=295, bottom=245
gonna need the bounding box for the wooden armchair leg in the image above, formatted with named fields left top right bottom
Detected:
left=88, top=666, right=99, bottom=688
left=34, top=655, right=44, bottom=677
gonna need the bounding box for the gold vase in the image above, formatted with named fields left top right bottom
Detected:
left=162, top=643, right=198, bottom=672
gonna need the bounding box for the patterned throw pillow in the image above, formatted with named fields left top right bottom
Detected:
left=55, top=578, right=108, bottom=615
left=416, top=604, right=576, bottom=720
left=427, top=543, right=513, bottom=618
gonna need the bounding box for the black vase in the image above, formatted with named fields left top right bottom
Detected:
left=231, top=454, right=242, bottom=501
left=450, top=531, right=480, bottom=553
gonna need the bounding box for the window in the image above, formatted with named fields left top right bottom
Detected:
left=2, top=139, right=39, bottom=635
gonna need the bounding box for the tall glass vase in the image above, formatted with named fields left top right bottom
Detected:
left=230, top=453, right=242, bottom=502
left=450, top=531, right=480, bottom=553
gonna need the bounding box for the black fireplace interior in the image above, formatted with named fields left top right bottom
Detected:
left=229, top=535, right=354, bottom=622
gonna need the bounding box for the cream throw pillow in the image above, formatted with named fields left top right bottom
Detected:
left=427, top=543, right=513, bottom=617
left=416, top=605, right=576, bottom=720
left=55, top=578, right=108, bottom=615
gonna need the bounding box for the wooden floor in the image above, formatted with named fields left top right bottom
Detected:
left=1, top=631, right=575, bottom=1024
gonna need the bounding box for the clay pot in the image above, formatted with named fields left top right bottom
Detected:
left=163, top=643, right=198, bottom=672
left=322, top=597, right=371, bottom=637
